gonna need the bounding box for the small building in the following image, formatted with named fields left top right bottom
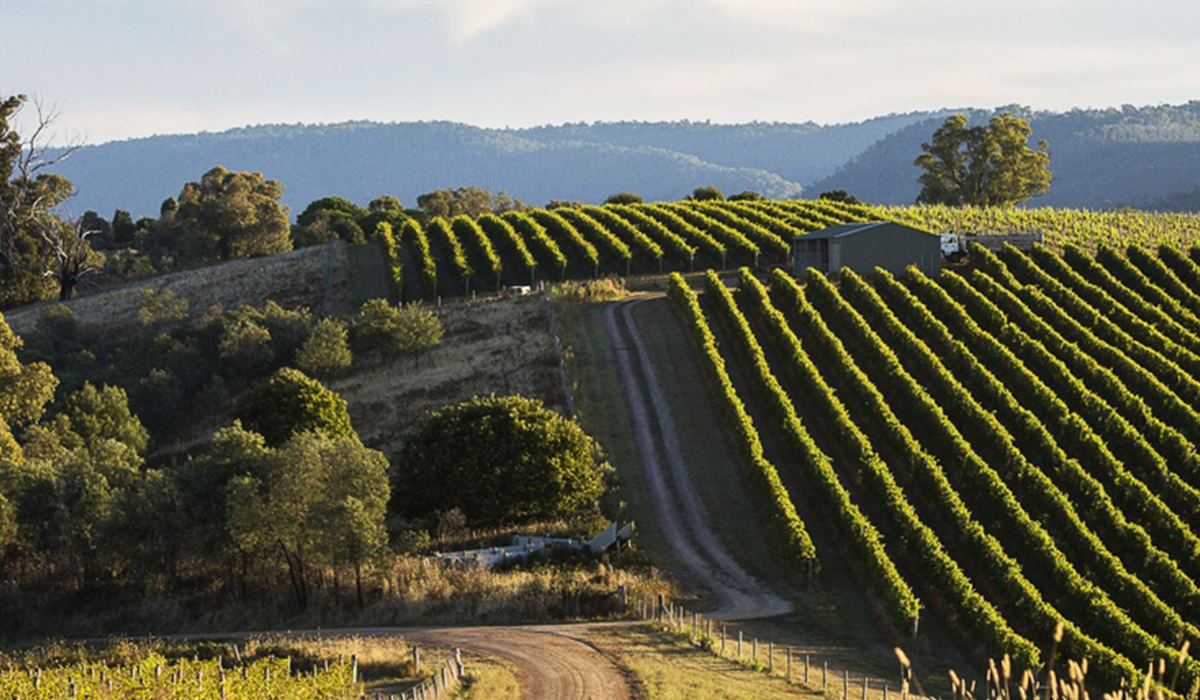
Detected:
left=793, top=221, right=942, bottom=279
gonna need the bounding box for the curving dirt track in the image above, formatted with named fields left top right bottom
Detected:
left=403, top=625, right=633, bottom=699
left=180, top=294, right=787, bottom=700
left=396, top=295, right=792, bottom=699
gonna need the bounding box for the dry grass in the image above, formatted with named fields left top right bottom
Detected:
left=453, top=653, right=522, bottom=700
left=349, top=555, right=674, bottom=628
left=332, top=293, right=565, bottom=456
left=3, top=243, right=348, bottom=336
left=586, top=624, right=824, bottom=700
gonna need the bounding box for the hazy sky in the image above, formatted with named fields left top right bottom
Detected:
left=9, top=0, right=1200, bottom=145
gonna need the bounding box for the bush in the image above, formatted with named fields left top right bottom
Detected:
left=393, top=395, right=607, bottom=526
left=604, top=191, right=643, bottom=205
left=233, top=368, right=354, bottom=446
left=295, top=318, right=352, bottom=378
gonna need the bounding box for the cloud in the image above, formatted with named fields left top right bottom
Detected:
left=366, top=0, right=566, bottom=43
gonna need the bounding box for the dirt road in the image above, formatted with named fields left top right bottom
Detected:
left=172, top=294, right=785, bottom=700
left=403, top=625, right=633, bottom=699
left=394, top=296, right=791, bottom=699
left=602, top=298, right=793, bottom=621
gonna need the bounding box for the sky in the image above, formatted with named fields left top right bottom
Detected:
left=8, top=0, right=1200, bottom=145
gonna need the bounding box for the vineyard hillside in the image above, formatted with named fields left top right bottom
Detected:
left=663, top=237, right=1200, bottom=691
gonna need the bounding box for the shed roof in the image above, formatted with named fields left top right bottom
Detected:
left=794, top=221, right=935, bottom=241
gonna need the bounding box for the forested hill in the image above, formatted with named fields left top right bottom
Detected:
left=48, top=121, right=806, bottom=218
left=48, top=102, right=1200, bottom=218
left=812, top=102, right=1200, bottom=210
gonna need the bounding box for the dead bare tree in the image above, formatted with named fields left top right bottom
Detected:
left=0, top=94, right=86, bottom=306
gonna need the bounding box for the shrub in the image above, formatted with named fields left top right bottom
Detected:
left=393, top=395, right=607, bottom=526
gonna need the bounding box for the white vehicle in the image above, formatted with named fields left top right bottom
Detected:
left=941, top=233, right=967, bottom=262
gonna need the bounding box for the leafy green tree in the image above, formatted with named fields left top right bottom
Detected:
left=0, top=311, right=57, bottom=432
left=218, top=318, right=275, bottom=378
left=111, top=209, right=138, bottom=247
left=224, top=301, right=313, bottom=367
left=60, top=383, right=150, bottom=456
left=0, top=418, right=20, bottom=462
left=690, top=185, right=724, bottom=201
left=604, top=191, right=643, bottom=205
left=417, top=187, right=494, bottom=218
left=728, top=190, right=763, bottom=201
left=79, top=211, right=113, bottom=249
left=233, top=367, right=354, bottom=446
left=167, top=166, right=292, bottom=262
left=394, top=395, right=607, bottom=526
left=819, top=189, right=862, bottom=205
left=915, top=112, right=1052, bottom=206
left=296, top=196, right=367, bottom=227
left=351, top=299, right=442, bottom=365
left=0, top=490, right=15, bottom=551
left=224, top=430, right=388, bottom=608
left=296, top=318, right=352, bottom=378
left=291, top=208, right=365, bottom=248
left=369, top=195, right=403, bottom=213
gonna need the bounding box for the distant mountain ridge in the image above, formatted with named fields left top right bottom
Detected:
left=45, top=103, right=1200, bottom=219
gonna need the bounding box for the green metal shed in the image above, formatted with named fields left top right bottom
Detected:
left=792, top=221, right=941, bottom=279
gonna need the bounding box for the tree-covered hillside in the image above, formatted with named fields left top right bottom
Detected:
left=814, top=103, right=1200, bottom=209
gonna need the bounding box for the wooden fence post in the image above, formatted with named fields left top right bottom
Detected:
left=787, top=647, right=792, bottom=682
left=738, top=630, right=743, bottom=659
left=768, top=642, right=774, bottom=673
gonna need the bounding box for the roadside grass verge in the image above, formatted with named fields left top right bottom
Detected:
left=587, top=623, right=823, bottom=699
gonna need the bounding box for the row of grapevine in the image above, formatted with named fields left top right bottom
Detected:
left=400, top=218, right=437, bottom=298
left=530, top=209, right=601, bottom=276
left=580, top=205, right=665, bottom=268
left=453, top=215, right=503, bottom=291
left=988, top=246, right=1200, bottom=519
left=692, top=203, right=789, bottom=257
left=479, top=213, right=537, bottom=286
left=898, top=267, right=1200, bottom=624
left=1096, top=245, right=1200, bottom=339
left=662, top=203, right=761, bottom=263
left=558, top=207, right=634, bottom=274
left=716, top=268, right=941, bottom=634
left=946, top=266, right=1200, bottom=583
left=1126, top=245, right=1200, bottom=320
left=502, top=211, right=568, bottom=280
left=666, top=272, right=817, bottom=566
left=370, top=220, right=403, bottom=299
left=427, top=217, right=473, bottom=294
left=798, top=268, right=1155, bottom=687
left=605, top=204, right=697, bottom=264
left=636, top=204, right=727, bottom=265
left=351, top=198, right=1200, bottom=302
left=1062, top=245, right=1200, bottom=360
left=752, top=268, right=1043, bottom=663
left=864, top=203, right=1200, bottom=252
left=0, top=655, right=357, bottom=699
left=858, top=268, right=1200, bottom=650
